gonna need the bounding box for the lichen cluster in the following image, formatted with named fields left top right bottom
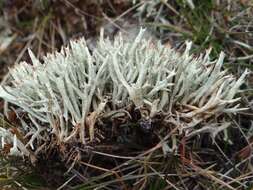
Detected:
left=0, top=29, right=248, bottom=157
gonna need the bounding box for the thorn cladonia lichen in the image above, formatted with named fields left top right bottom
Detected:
left=0, top=29, right=248, bottom=158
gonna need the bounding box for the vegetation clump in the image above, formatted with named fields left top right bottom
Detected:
left=0, top=28, right=248, bottom=154
left=0, top=29, right=249, bottom=189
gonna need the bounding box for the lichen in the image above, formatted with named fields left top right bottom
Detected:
left=0, top=29, right=248, bottom=158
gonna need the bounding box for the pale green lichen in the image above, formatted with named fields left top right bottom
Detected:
left=0, top=29, right=248, bottom=157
